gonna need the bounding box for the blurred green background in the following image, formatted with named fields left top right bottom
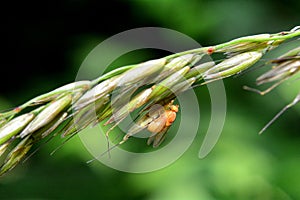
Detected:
left=1, top=0, right=300, bottom=199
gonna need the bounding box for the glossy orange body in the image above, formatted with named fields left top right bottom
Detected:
left=165, top=105, right=178, bottom=126
left=147, top=103, right=178, bottom=133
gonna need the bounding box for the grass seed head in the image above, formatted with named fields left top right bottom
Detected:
left=0, top=113, right=34, bottom=146
left=0, top=136, right=33, bottom=176
left=0, top=141, right=11, bottom=157
left=164, top=54, right=196, bottom=70
left=257, top=60, right=300, bottom=85
left=148, top=66, right=190, bottom=100
left=73, top=77, right=119, bottom=111
left=20, top=94, right=72, bottom=138
left=1, top=27, right=300, bottom=176
left=118, top=58, right=166, bottom=86
left=257, top=46, right=300, bottom=85
left=153, top=54, right=196, bottom=83
left=202, top=51, right=263, bottom=82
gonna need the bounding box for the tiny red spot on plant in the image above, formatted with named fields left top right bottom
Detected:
left=14, top=107, right=21, bottom=112
left=207, top=47, right=215, bottom=55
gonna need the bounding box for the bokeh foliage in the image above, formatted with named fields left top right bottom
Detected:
left=1, top=0, right=300, bottom=199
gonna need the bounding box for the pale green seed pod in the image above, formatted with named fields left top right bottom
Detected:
left=31, top=111, right=69, bottom=139
left=153, top=54, right=197, bottom=83
left=78, top=95, right=110, bottom=123
left=216, top=34, right=272, bottom=54
left=203, top=51, right=263, bottom=82
left=117, top=58, right=166, bottom=86
left=0, top=81, right=91, bottom=121
left=165, top=54, right=195, bottom=70
left=0, top=113, right=34, bottom=145
left=40, top=112, right=68, bottom=139
left=60, top=118, right=77, bottom=138
left=20, top=94, right=72, bottom=138
left=148, top=66, right=190, bottom=100
left=172, top=77, right=196, bottom=94
left=62, top=96, right=110, bottom=137
left=94, top=104, right=112, bottom=123
left=151, top=77, right=196, bottom=104
left=91, top=64, right=134, bottom=85
left=0, top=141, right=11, bottom=157
left=0, top=119, right=7, bottom=129
left=46, top=81, right=91, bottom=96
left=0, top=136, right=33, bottom=176
left=130, top=88, right=153, bottom=110
left=186, top=62, right=215, bottom=80
left=257, top=60, right=300, bottom=85
left=106, top=88, right=153, bottom=124
left=256, top=46, right=300, bottom=85
left=73, top=77, right=119, bottom=111
left=25, top=80, right=91, bottom=106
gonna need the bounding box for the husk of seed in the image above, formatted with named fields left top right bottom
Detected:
left=257, top=46, right=300, bottom=85
left=0, top=136, right=33, bottom=176
left=202, top=51, right=263, bottom=83
left=0, top=81, right=91, bottom=121
left=20, top=94, right=72, bottom=138
left=243, top=46, right=300, bottom=134
left=152, top=54, right=199, bottom=83
left=215, top=34, right=284, bottom=55
left=0, top=141, right=11, bottom=157
left=62, top=96, right=109, bottom=137
left=0, top=113, right=34, bottom=145
left=117, top=58, right=166, bottom=86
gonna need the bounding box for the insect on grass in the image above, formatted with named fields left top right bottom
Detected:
left=1, top=26, right=300, bottom=175
left=87, top=99, right=180, bottom=163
